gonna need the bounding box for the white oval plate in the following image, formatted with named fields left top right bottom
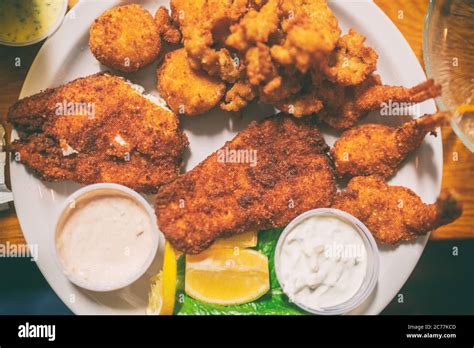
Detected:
left=10, top=0, right=440, bottom=315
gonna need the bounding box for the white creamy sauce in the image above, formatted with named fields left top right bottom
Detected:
left=56, top=194, right=153, bottom=290
left=278, top=215, right=367, bottom=310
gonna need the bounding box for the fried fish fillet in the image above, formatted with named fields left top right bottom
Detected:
left=332, top=176, right=463, bottom=244
left=331, top=112, right=449, bottom=179
left=8, top=73, right=188, bottom=193
left=155, top=113, right=336, bottom=254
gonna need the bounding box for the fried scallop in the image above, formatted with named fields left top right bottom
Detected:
left=89, top=4, right=161, bottom=73
left=157, top=48, right=226, bottom=116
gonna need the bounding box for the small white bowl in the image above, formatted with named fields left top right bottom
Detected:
left=274, top=208, right=379, bottom=315
left=0, top=0, right=68, bottom=47
left=52, top=183, right=159, bottom=292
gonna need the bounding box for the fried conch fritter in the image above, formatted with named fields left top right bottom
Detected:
left=332, top=176, right=463, bottom=244
left=331, top=112, right=449, bottom=179
left=155, top=113, right=336, bottom=254
left=8, top=73, right=188, bottom=193
left=157, top=49, right=226, bottom=116
left=89, top=4, right=161, bottom=72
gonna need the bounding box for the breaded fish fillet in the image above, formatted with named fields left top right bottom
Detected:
left=8, top=73, right=188, bottom=193
left=155, top=113, right=336, bottom=254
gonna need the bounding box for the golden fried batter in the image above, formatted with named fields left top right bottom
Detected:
left=331, top=112, right=449, bottom=179
left=319, top=76, right=442, bottom=129
left=155, top=114, right=336, bottom=254
left=155, top=6, right=181, bottom=44
left=157, top=49, right=226, bottom=116
left=89, top=4, right=161, bottom=72
left=332, top=176, right=463, bottom=244
left=8, top=73, right=188, bottom=193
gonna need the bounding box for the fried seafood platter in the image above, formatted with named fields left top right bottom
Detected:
left=7, top=0, right=463, bottom=315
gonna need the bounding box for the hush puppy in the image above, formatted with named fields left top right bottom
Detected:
left=157, top=48, right=226, bottom=116
left=89, top=4, right=161, bottom=72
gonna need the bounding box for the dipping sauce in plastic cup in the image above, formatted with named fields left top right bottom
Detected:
left=275, top=208, right=379, bottom=315
left=54, top=184, right=159, bottom=292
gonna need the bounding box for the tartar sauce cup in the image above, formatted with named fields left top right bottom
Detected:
left=275, top=208, right=379, bottom=315
left=52, top=183, right=160, bottom=292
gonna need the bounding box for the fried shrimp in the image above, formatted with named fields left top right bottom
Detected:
left=332, top=176, right=463, bottom=244
left=89, top=4, right=161, bottom=72
left=318, top=76, right=442, bottom=129
left=331, top=112, right=449, bottom=179
left=157, top=48, right=226, bottom=116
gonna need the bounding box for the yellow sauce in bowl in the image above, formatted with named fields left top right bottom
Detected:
left=0, top=0, right=65, bottom=45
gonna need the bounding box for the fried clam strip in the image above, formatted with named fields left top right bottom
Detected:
left=332, top=176, right=463, bottom=244
left=155, top=6, right=181, bottom=44
left=8, top=73, right=188, bottom=193
left=220, top=79, right=258, bottom=112
left=155, top=114, right=336, bottom=254
left=318, top=76, right=442, bottom=129
left=170, top=0, right=250, bottom=82
left=319, top=29, right=378, bottom=86
left=331, top=112, right=450, bottom=179
left=226, top=0, right=281, bottom=52
left=270, top=0, right=341, bottom=73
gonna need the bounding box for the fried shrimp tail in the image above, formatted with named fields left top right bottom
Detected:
left=354, top=78, right=442, bottom=112
left=331, top=112, right=450, bottom=179
left=319, top=77, right=442, bottom=129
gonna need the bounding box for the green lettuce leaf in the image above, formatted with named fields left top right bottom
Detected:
left=174, top=228, right=306, bottom=315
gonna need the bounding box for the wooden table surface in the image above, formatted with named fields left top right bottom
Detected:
left=0, top=0, right=472, bottom=246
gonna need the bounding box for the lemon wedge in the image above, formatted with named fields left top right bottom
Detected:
left=213, top=230, right=258, bottom=249
left=185, top=248, right=270, bottom=305
left=147, top=241, right=177, bottom=315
